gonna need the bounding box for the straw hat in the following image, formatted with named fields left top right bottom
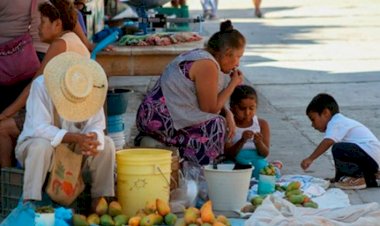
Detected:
left=44, top=52, right=108, bottom=122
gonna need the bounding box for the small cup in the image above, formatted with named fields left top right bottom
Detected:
left=258, top=174, right=276, bottom=195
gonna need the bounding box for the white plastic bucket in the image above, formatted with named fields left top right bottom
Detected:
left=204, top=164, right=253, bottom=211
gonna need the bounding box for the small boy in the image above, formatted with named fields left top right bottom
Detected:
left=301, top=93, right=380, bottom=189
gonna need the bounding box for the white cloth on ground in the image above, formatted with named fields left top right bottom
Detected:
left=245, top=195, right=380, bottom=226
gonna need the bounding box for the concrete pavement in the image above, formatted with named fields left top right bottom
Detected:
left=113, top=0, right=380, bottom=205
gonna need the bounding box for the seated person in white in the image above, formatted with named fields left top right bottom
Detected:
left=15, top=52, right=115, bottom=204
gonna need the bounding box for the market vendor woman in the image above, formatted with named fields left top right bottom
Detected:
left=135, top=20, right=245, bottom=165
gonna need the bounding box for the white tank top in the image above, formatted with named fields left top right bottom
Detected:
left=232, top=115, right=261, bottom=150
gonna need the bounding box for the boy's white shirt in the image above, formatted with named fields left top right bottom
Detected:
left=232, top=115, right=261, bottom=150
left=17, top=75, right=106, bottom=150
left=325, top=113, right=380, bottom=166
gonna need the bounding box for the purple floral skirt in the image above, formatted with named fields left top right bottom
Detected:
left=135, top=82, right=226, bottom=165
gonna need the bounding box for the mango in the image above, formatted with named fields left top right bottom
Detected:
left=144, top=200, right=157, bottom=214
left=128, top=216, right=141, bottom=226
left=285, top=189, right=302, bottom=197
left=140, top=214, right=156, bottom=226
left=95, top=197, right=109, bottom=216
left=114, top=214, right=129, bottom=226
left=73, top=214, right=89, bottom=226
left=100, top=214, right=115, bottom=226
left=250, top=196, right=264, bottom=206
left=216, top=215, right=230, bottom=226
left=303, top=201, right=319, bottom=209
left=86, top=213, right=100, bottom=225
left=164, top=212, right=177, bottom=226
left=288, top=194, right=305, bottom=205
left=184, top=207, right=200, bottom=224
left=151, top=213, right=163, bottom=225
left=156, top=198, right=171, bottom=216
left=213, top=222, right=226, bottom=226
left=200, top=200, right=215, bottom=224
left=286, top=181, right=301, bottom=192
left=108, top=201, right=123, bottom=217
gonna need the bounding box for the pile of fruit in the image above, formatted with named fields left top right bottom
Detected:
left=72, top=198, right=128, bottom=226
left=241, top=181, right=319, bottom=213
left=118, top=32, right=203, bottom=46
left=127, top=198, right=177, bottom=226
left=259, top=164, right=276, bottom=176
left=178, top=200, right=231, bottom=226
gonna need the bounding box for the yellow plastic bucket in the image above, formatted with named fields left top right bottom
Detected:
left=116, top=148, right=172, bottom=217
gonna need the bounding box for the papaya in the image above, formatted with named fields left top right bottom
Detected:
left=200, top=200, right=215, bottom=224
left=156, top=198, right=171, bottom=216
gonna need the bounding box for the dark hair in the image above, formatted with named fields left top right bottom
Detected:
left=206, top=20, right=246, bottom=54
left=39, top=0, right=77, bottom=31
left=306, top=93, right=339, bottom=115
left=230, top=85, right=257, bottom=107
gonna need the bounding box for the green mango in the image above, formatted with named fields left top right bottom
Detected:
left=303, top=201, right=319, bottom=209
left=286, top=181, right=301, bottom=192
left=164, top=213, right=178, bottom=226
left=73, top=214, right=89, bottom=226
left=114, top=214, right=129, bottom=226
left=285, top=189, right=302, bottom=197
left=100, top=214, right=115, bottom=226
left=250, top=196, right=264, bottom=206
left=288, top=194, right=305, bottom=205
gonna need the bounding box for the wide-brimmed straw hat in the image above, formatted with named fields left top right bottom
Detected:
left=44, top=52, right=108, bottom=122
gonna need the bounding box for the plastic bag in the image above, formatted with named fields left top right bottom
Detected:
left=169, top=168, right=198, bottom=213
left=182, top=161, right=208, bottom=207
left=0, top=202, right=35, bottom=226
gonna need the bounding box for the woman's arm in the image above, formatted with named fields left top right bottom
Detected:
left=191, top=59, right=243, bottom=114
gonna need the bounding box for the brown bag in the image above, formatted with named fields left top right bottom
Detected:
left=45, top=144, right=85, bottom=206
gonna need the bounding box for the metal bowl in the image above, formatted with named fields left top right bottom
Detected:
left=125, top=0, right=171, bottom=9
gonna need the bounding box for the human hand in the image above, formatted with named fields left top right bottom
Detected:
left=78, top=132, right=100, bottom=156
left=229, top=68, right=243, bottom=87
left=301, top=157, right=313, bottom=170
left=241, top=130, right=254, bottom=142
left=253, top=132, right=263, bottom=143
left=0, top=113, right=8, bottom=121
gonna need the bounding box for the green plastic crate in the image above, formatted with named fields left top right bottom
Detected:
left=1, top=168, right=24, bottom=219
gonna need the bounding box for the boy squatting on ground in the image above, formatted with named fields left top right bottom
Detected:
left=301, top=93, right=380, bottom=189
left=15, top=52, right=115, bottom=204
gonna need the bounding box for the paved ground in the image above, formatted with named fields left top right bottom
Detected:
left=111, top=0, right=380, bottom=205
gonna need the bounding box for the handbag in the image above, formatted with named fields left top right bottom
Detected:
left=0, top=0, right=40, bottom=86
left=45, top=108, right=85, bottom=206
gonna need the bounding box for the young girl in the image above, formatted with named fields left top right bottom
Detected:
left=225, top=85, right=270, bottom=179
